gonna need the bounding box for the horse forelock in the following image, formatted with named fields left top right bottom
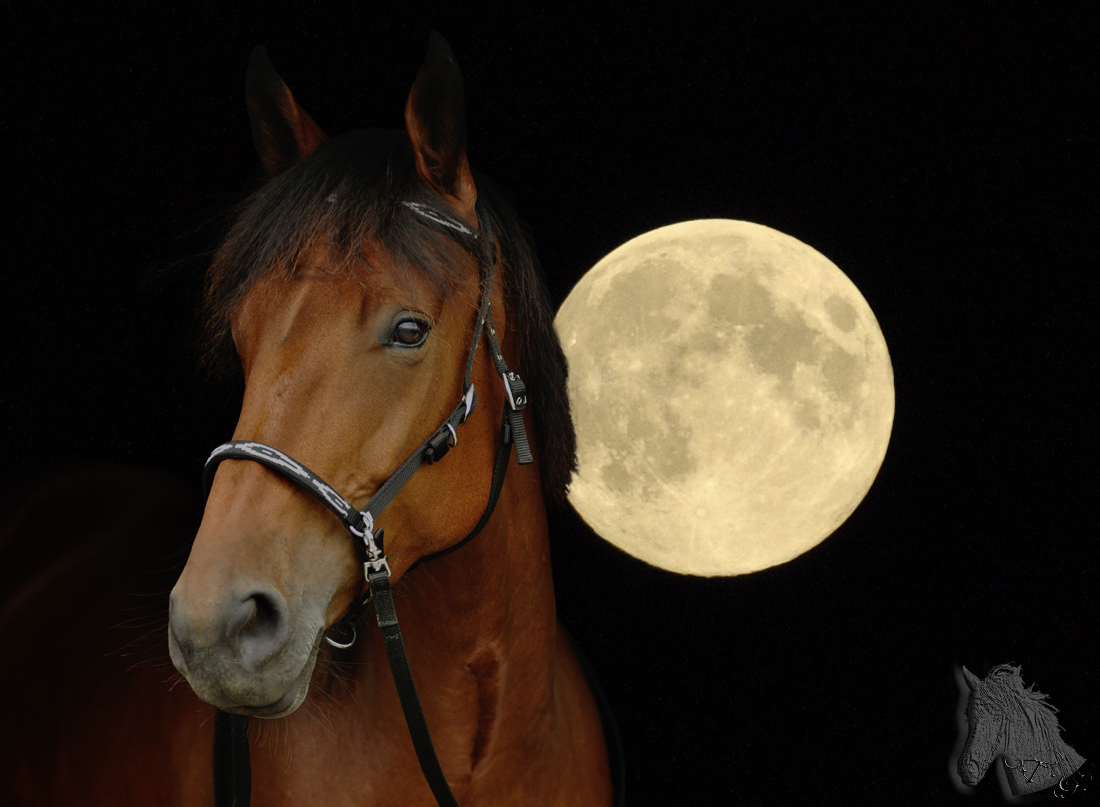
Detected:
left=199, top=127, right=577, bottom=507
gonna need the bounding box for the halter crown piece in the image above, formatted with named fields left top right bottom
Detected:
left=202, top=199, right=532, bottom=807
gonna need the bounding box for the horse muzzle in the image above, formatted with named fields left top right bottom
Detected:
left=957, top=754, right=984, bottom=786
left=168, top=581, right=321, bottom=716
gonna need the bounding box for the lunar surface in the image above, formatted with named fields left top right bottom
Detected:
left=555, top=220, right=894, bottom=576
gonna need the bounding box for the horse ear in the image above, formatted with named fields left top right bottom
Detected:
left=963, top=666, right=981, bottom=691
left=405, top=31, right=477, bottom=223
left=246, top=46, right=328, bottom=178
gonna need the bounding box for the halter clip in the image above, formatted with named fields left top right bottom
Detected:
left=350, top=509, right=375, bottom=540
left=349, top=513, right=388, bottom=580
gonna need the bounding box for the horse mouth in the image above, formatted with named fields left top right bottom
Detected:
left=226, top=627, right=324, bottom=719
left=178, top=626, right=325, bottom=719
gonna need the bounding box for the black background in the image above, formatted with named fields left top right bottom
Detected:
left=2, top=3, right=1095, bottom=804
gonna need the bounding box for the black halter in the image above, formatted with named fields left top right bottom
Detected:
left=202, top=199, right=623, bottom=807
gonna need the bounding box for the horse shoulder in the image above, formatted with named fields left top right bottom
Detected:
left=0, top=464, right=213, bottom=807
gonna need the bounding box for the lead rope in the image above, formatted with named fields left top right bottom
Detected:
left=212, top=709, right=250, bottom=807
left=205, top=199, right=531, bottom=807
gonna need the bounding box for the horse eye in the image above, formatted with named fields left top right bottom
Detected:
left=389, top=318, right=429, bottom=347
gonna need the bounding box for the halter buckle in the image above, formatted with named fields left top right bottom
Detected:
left=365, top=555, right=391, bottom=578
left=501, top=371, right=527, bottom=410
left=425, top=423, right=457, bottom=464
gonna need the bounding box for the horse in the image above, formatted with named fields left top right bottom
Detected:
left=0, top=33, right=622, bottom=807
left=956, top=664, right=1087, bottom=799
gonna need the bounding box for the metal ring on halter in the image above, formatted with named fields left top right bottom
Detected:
left=324, top=626, right=356, bottom=649
left=446, top=423, right=457, bottom=447
left=349, top=510, right=375, bottom=544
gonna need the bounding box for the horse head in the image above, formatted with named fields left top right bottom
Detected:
left=168, top=34, right=544, bottom=719
left=956, top=664, right=1086, bottom=797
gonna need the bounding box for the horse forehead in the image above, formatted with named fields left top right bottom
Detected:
left=967, top=692, right=996, bottom=722
left=231, top=263, right=438, bottom=341
left=230, top=272, right=350, bottom=347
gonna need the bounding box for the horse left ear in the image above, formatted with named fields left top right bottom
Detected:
left=962, top=666, right=981, bottom=691
left=405, top=31, right=477, bottom=224
left=246, top=46, right=329, bottom=177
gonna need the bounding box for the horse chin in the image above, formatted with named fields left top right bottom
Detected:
left=232, top=631, right=322, bottom=719
left=181, top=626, right=324, bottom=719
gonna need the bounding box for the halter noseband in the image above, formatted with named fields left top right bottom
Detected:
left=204, top=198, right=532, bottom=807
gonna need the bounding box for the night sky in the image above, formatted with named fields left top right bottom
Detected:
left=3, top=4, right=1095, bottom=804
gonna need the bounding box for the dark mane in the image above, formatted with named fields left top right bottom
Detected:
left=977, top=664, right=1063, bottom=737
left=200, top=128, right=576, bottom=506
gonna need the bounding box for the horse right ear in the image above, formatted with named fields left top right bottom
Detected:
left=246, top=46, right=328, bottom=177
left=962, top=666, right=981, bottom=691
left=404, top=31, right=477, bottom=225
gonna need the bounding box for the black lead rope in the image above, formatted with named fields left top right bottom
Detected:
left=368, top=560, right=457, bottom=805
left=212, top=710, right=250, bottom=807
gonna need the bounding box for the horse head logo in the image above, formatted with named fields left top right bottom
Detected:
left=956, top=663, right=1087, bottom=800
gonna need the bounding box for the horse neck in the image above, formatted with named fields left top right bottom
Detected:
left=1000, top=705, right=1086, bottom=795
left=346, top=456, right=558, bottom=739
left=401, top=459, right=555, bottom=656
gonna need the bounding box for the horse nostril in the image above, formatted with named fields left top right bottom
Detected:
left=228, top=586, right=290, bottom=668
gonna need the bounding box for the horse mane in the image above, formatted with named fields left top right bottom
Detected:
left=976, top=664, right=1063, bottom=749
left=199, top=127, right=576, bottom=507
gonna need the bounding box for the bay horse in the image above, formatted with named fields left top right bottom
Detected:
left=0, top=33, right=620, bottom=807
left=957, top=664, right=1087, bottom=799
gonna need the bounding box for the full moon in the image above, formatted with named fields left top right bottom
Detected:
left=555, top=220, right=894, bottom=576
